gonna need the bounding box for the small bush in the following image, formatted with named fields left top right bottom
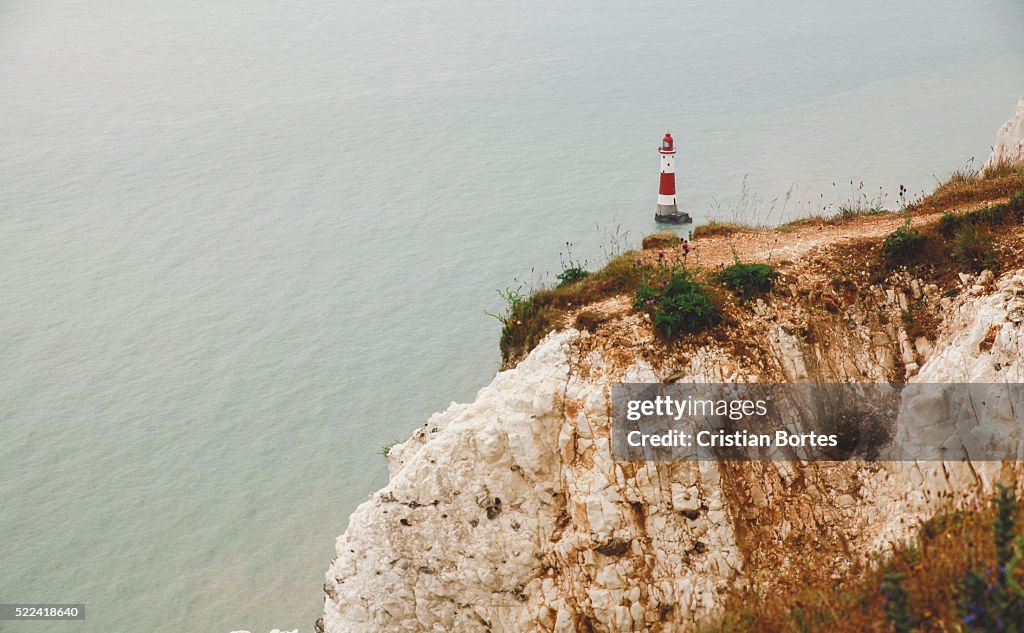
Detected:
left=556, top=266, right=589, bottom=287
left=951, top=224, right=1000, bottom=274
left=717, top=262, right=779, bottom=301
left=634, top=267, right=722, bottom=339
left=883, top=220, right=927, bottom=265
left=939, top=212, right=963, bottom=238
left=642, top=231, right=682, bottom=250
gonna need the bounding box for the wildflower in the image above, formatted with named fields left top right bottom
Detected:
left=645, top=299, right=654, bottom=305
left=661, top=280, right=669, bottom=287
left=636, top=258, right=644, bottom=266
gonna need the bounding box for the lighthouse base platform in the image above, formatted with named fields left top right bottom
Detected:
left=655, top=205, right=692, bottom=224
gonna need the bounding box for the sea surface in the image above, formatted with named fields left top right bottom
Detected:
left=1, top=0, right=1022, bottom=630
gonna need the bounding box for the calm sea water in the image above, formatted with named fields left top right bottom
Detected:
left=1, top=0, right=1022, bottom=630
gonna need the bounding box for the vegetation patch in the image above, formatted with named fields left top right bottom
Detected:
left=491, top=245, right=679, bottom=366
left=378, top=440, right=401, bottom=458
left=641, top=231, right=682, bottom=250
left=692, top=221, right=749, bottom=239
left=634, top=266, right=722, bottom=339
left=556, top=266, right=589, bottom=287
left=489, top=287, right=559, bottom=367
left=882, top=219, right=928, bottom=265
left=911, top=159, right=1024, bottom=212
left=717, top=260, right=779, bottom=301
left=701, top=485, right=1024, bottom=633
left=555, top=242, right=590, bottom=288
left=951, top=224, right=1000, bottom=274
left=878, top=189, right=1023, bottom=282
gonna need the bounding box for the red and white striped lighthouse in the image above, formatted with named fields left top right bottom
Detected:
left=655, top=132, right=690, bottom=223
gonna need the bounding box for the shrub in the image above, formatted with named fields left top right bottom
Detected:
left=883, top=220, right=927, bottom=265
left=634, top=267, right=722, bottom=339
left=641, top=231, right=682, bottom=250
left=939, top=212, right=963, bottom=238
left=717, top=261, right=779, bottom=301
left=556, top=266, right=589, bottom=287
left=951, top=224, right=999, bottom=274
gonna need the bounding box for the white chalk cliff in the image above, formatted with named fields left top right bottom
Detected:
left=323, top=102, right=1024, bottom=632
left=322, top=257, right=1024, bottom=631
left=987, top=96, right=1024, bottom=169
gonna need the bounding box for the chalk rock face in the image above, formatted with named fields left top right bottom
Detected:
left=324, top=268, right=1024, bottom=633
left=891, top=272, right=1024, bottom=462
left=324, top=331, right=745, bottom=632
left=986, top=96, right=1024, bottom=168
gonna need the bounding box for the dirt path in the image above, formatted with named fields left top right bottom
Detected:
left=676, top=200, right=1009, bottom=269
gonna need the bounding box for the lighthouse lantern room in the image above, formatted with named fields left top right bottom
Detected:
left=654, top=132, right=692, bottom=224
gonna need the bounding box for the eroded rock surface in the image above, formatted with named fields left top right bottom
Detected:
left=324, top=252, right=1024, bottom=631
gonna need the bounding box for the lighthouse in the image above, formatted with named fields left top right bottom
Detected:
left=655, top=132, right=691, bottom=224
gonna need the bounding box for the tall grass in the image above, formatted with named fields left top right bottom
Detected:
left=702, top=485, right=1024, bottom=633
left=914, top=158, right=1024, bottom=211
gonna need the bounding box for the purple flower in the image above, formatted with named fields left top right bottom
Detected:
left=661, top=280, right=669, bottom=287
left=645, top=299, right=654, bottom=305
left=636, top=258, right=644, bottom=265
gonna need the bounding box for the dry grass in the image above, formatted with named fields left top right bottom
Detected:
left=642, top=231, right=683, bottom=249
left=498, top=251, right=651, bottom=365
left=912, top=159, right=1024, bottom=212
left=701, top=493, right=1015, bottom=633
left=533, top=251, right=648, bottom=310
left=692, top=221, right=751, bottom=239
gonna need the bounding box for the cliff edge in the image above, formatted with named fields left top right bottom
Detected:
left=323, top=104, right=1024, bottom=633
